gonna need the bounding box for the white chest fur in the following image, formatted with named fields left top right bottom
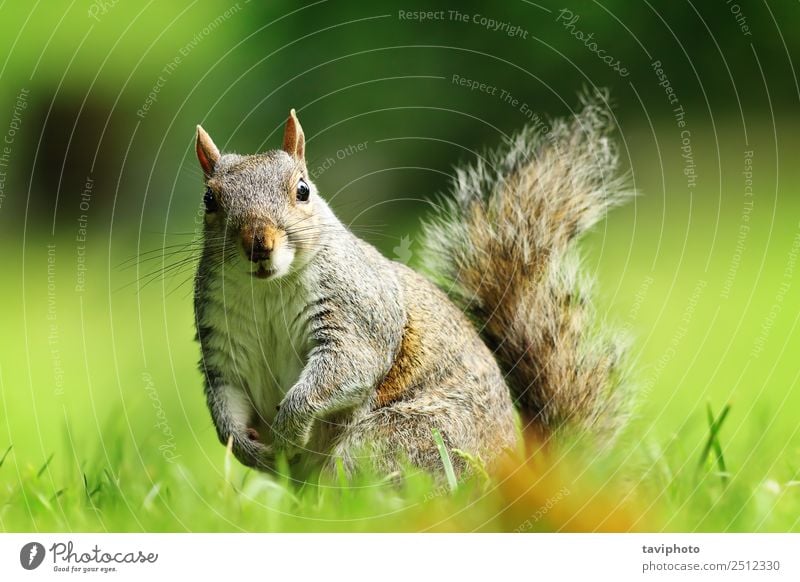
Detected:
left=203, top=272, right=312, bottom=426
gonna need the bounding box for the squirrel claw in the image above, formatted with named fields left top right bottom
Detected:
left=255, top=444, right=276, bottom=471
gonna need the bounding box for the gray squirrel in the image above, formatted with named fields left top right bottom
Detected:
left=193, top=96, right=632, bottom=479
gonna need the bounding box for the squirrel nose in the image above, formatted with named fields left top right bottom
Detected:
left=242, top=228, right=275, bottom=263
left=248, top=241, right=271, bottom=263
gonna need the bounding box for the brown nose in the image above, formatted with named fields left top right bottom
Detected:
left=241, top=225, right=275, bottom=263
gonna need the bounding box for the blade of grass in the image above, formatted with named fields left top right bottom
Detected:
left=335, top=457, right=348, bottom=490
left=432, top=429, right=457, bottom=492
left=708, top=404, right=729, bottom=480
left=224, top=434, right=233, bottom=486
left=82, top=472, right=103, bottom=501
left=37, top=453, right=54, bottom=478
left=452, top=448, right=490, bottom=486
left=0, top=445, right=12, bottom=468
left=142, top=483, right=161, bottom=511
left=103, top=467, right=120, bottom=491
left=697, top=402, right=730, bottom=484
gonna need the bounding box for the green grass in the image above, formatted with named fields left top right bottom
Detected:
left=2, top=121, right=800, bottom=532
left=1, top=230, right=796, bottom=532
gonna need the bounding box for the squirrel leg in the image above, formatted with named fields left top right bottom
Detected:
left=206, top=383, right=274, bottom=469
left=320, top=407, right=470, bottom=481
left=271, top=348, right=388, bottom=462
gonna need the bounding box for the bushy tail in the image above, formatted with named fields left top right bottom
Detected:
left=421, top=94, right=633, bottom=442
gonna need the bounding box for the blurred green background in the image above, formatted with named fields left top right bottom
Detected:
left=1, top=0, right=800, bottom=531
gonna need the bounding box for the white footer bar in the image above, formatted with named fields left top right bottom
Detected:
left=1, top=533, right=797, bottom=581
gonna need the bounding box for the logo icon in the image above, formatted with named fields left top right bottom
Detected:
left=19, top=542, right=45, bottom=570
left=392, top=235, right=414, bottom=264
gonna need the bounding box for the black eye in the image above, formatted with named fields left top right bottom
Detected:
left=296, top=179, right=310, bottom=202
left=204, top=188, right=218, bottom=213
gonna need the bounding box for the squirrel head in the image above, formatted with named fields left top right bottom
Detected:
left=195, top=109, right=324, bottom=281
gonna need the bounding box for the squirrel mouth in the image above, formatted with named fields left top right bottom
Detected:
left=250, top=263, right=276, bottom=279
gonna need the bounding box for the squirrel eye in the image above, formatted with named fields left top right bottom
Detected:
left=296, top=179, right=310, bottom=203
left=203, top=188, right=218, bottom=213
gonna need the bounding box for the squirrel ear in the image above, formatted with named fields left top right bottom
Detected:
left=281, top=108, right=305, bottom=162
left=196, top=125, right=220, bottom=177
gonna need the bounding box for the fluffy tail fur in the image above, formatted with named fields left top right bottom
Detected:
left=421, top=94, right=633, bottom=441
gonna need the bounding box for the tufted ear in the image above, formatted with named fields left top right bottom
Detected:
left=196, top=125, right=220, bottom=177
left=281, top=108, right=305, bottom=161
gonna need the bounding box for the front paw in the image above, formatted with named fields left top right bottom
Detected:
left=271, top=400, right=312, bottom=462
left=229, top=431, right=275, bottom=471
